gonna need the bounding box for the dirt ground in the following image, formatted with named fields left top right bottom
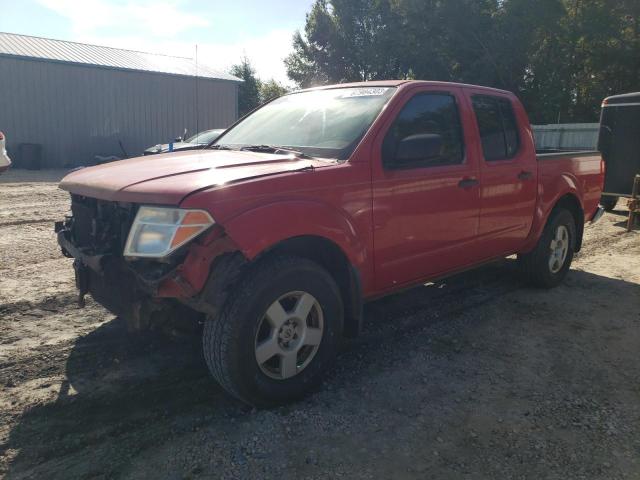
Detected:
left=1, top=169, right=639, bottom=480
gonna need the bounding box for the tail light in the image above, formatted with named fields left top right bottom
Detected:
left=0, top=131, right=4, bottom=140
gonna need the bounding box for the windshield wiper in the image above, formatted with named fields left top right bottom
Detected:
left=239, top=145, right=314, bottom=159
left=206, top=144, right=233, bottom=151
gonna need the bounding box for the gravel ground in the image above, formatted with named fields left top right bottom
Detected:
left=1, top=169, right=639, bottom=480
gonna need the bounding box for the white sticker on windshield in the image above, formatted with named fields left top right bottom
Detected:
left=338, top=88, right=390, bottom=98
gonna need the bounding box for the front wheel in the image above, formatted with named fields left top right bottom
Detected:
left=203, top=255, right=343, bottom=407
left=518, top=208, right=576, bottom=288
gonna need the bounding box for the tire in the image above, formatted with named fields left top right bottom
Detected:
left=203, top=255, right=343, bottom=407
left=518, top=208, right=576, bottom=288
left=600, top=195, right=618, bottom=212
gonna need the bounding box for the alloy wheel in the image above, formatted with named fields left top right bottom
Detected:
left=549, top=225, right=569, bottom=274
left=254, top=291, right=324, bottom=380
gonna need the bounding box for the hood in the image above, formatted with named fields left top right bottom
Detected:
left=60, top=149, right=329, bottom=205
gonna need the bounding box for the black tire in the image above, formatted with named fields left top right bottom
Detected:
left=203, top=255, right=343, bottom=407
left=518, top=208, right=576, bottom=288
left=600, top=195, right=618, bottom=212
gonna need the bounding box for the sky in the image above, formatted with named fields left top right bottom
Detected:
left=0, top=0, right=315, bottom=84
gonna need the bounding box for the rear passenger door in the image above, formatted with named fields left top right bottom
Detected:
left=371, top=87, right=481, bottom=291
left=465, top=91, right=537, bottom=257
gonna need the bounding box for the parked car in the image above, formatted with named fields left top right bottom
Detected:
left=0, top=131, right=12, bottom=173
left=55, top=80, right=604, bottom=406
left=143, top=128, right=225, bottom=155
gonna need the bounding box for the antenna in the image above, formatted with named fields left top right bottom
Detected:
left=195, top=44, right=199, bottom=142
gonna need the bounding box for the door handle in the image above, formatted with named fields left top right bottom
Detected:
left=518, top=171, right=533, bottom=180
left=458, top=178, right=479, bottom=188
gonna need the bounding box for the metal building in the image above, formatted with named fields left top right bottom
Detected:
left=0, top=32, right=240, bottom=168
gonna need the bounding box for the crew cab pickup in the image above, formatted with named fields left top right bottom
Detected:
left=55, top=81, right=604, bottom=406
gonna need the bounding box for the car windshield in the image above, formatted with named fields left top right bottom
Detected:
left=186, top=129, right=223, bottom=144
left=214, top=87, right=396, bottom=159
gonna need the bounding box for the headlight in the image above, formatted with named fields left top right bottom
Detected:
left=124, top=206, right=214, bottom=258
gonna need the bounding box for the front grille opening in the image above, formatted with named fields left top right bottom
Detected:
left=70, top=195, right=136, bottom=255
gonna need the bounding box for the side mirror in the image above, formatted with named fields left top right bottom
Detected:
left=395, top=133, right=443, bottom=164
left=174, top=137, right=183, bottom=143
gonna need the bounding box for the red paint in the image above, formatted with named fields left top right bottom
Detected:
left=519, top=152, right=603, bottom=254
left=59, top=149, right=327, bottom=205
left=60, top=80, right=604, bottom=301
left=367, top=85, right=481, bottom=289
left=156, top=226, right=238, bottom=297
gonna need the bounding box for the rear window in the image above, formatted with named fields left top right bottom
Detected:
left=472, top=95, right=520, bottom=160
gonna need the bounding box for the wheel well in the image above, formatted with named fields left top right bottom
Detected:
left=554, top=194, right=584, bottom=252
left=265, top=236, right=363, bottom=338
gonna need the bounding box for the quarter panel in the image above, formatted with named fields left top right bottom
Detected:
left=520, top=153, right=603, bottom=253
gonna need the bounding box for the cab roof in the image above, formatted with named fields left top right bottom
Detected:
left=603, top=92, right=640, bottom=106
left=298, top=80, right=512, bottom=95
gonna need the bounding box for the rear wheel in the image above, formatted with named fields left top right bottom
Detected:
left=203, top=255, right=343, bottom=407
left=600, top=195, right=618, bottom=212
left=518, top=208, right=576, bottom=288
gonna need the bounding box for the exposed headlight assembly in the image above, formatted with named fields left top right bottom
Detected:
left=124, top=206, right=214, bottom=258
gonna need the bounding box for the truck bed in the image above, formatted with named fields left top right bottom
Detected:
left=536, top=150, right=603, bottom=222
left=536, top=149, right=599, bottom=159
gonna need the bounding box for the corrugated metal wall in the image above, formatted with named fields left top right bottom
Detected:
left=0, top=56, right=238, bottom=167
left=532, top=123, right=599, bottom=151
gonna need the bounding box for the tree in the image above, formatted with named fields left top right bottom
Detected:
left=287, top=0, right=640, bottom=123
left=230, top=57, right=262, bottom=116
left=285, top=0, right=407, bottom=87
left=260, top=79, right=290, bottom=103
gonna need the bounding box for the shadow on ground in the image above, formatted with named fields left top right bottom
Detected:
left=3, top=261, right=640, bottom=479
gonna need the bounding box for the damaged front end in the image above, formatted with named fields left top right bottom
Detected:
left=55, top=195, right=245, bottom=331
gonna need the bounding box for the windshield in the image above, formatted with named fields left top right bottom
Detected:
left=214, top=87, right=396, bottom=159
left=186, top=129, right=224, bottom=144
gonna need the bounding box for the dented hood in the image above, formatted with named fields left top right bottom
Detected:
left=59, top=149, right=327, bottom=205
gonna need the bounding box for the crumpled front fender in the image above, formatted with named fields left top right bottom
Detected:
left=221, top=199, right=369, bottom=272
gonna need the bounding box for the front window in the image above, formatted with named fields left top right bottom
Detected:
left=186, top=129, right=223, bottom=144
left=215, top=87, right=397, bottom=159
left=382, top=92, right=465, bottom=168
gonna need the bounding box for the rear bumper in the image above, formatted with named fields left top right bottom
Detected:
left=590, top=205, right=605, bottom=224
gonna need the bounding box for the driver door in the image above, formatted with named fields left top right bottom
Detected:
left=371, top=86, right=481, bottom=291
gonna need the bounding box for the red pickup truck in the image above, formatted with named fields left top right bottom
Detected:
left=56, top=80, right=604, bottom=406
